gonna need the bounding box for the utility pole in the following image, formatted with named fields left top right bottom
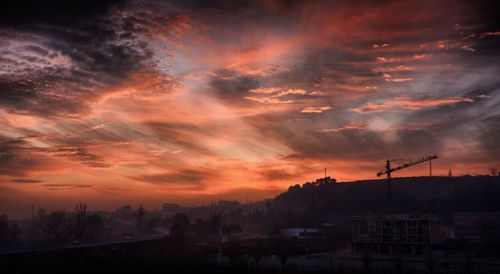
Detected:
left=31, top=204, right=34, bottom=227
left=386, top=160, right=392, bottom=202
left=429, top=158, right=432, bottom=176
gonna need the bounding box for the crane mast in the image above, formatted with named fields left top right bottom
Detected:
left=377, top=155, right=438, bottom=202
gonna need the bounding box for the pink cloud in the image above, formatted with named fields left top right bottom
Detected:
left=300, top=106, right=333, bottom=113
left=461, top=45, right=475, bottom=52
left=385, top=77, right=414, bottom=82
left=350, top=97, right=473, bottom=113
left=373, top=43, right=390, bottom=48
left=480, top=31, right=500, bottom=38
left=414, top=53, right=431, bottom=60
left=317, top=121, right=366, bottom=132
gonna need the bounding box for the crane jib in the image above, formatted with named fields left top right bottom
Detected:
left=376, top=155, right=438, bottom=177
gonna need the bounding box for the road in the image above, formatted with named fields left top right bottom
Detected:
left=0, top=234, right=169, bottom=255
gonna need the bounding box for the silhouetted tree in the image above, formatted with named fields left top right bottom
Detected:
left=229, top=224, right=242, bottom=233
left=0, top=215, right=9, bottom=247
left=490, top=167, right=498, bottom=176
left=32, top=208, right=47, bottom=245
left=252, top=241, right=268, bottom=269
left=274, top=239, right=289, bottom=271
left=394, top=256, right=403, bottom=274
left=208, top=209, right=221, bottom=234
left=221, top=224, right=242, bottom=236
left=75, top=203, right=87, bottom=222
left=145, top=217, right=161, bottom=234
left=464, top=255, right=473, bottom=274
left=226, top=208, right=244, bottom=224
left=443, top=262, right=450, bottom=274
left=170, top=213, right=190, bottom=237
left=46, top=210, right=67, bottom=245
left=362, top=251, right=372, bottom=274
left=11, top=222, right=22, bottom=245
left=0, top=215, right=22, bottom=248
left=133, top=206, right=146, bottom=233
left=221, top=225, right=230, bottom=236
left=114, top=204, right=133, bottom=221
left=225, top=243, right=241, bottom=268
left=32, top=208, right=68, bottom=246
left=81, top=214, right=104, bottom=241
left=426, top=253, right=435, bottom=274
left=479, top=217, right=498, bottom=243
left=72, top=203, right=87, bottom=240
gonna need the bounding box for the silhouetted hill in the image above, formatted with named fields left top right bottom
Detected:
left=268, top=176, right=500, bottom=217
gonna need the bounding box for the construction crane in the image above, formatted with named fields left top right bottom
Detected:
left=377, top=155, right=438, bottom=201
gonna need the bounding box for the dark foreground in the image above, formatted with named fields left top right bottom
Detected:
left=0, top=237, right=352, bottom=274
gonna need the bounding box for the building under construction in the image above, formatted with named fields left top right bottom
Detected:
left=351, top=214, right=443, bottom=256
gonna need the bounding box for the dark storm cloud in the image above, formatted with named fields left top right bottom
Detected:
left=24, top=45, right=49, bottom=56
left=38, top=134, right=114, bottom=168
left=209, top=69, right=260, bottom=103
left=0, top=0, right=177, bottom=117
left=74, top=184, right=93, bottom=188
left=208, top=45, right=378, bottom=106
left=403, top=95, right=496, bottom=129
left=130, top=168, right=219, bottom=189
left=243, top=108, right=448, bottom=162
left=259, top=169, right=297, bottom=181
left=478, top=115, right=500, bottom=158
left=397, top=83, right=500, bottom=158
left=44, top=184, right=71, bottom=188
left=50, top=146, right=111, bottom=168
left=11, top=179, right=43, bottom=183
left=172, top=0, right=255, bottom=12
left=0, top=134, right=112, bottom=177
left=244, top=111, right=381, bottom=160
left=0, top=0, right=118, bottom=24
left=288, top=130, right=388, bottom=161
left=144, top=122, right=214, bottom=155
left=0, top=77, right=92, bottom=116
left=279, top=47, right=378, bottom=91
left=310, top=126, right=442, bottom=161
left=43, top=183, right=93, bottom=189
left=0, top=138, right=46, bottom=177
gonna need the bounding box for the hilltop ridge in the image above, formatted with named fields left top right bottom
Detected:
left=268, top=175, right=500, bottom=217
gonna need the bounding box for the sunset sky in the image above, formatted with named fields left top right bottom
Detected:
left=1, top=0, right=499, bottom=217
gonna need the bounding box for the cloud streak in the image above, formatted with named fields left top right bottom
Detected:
left=350, top=97, right=475, bottom=113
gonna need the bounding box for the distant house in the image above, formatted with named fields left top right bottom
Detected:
left=280, top=228, right=320, bottom=239
left=453, top=212, right=500, bottom=242
left=441, top=225, right=455, bottom=240
left=217, top=200, right=240, bottom=208
left=313, top=176, right=336, bottom=185
left=162, top=203, right=180, bottom=211
left=351, top=214, right=443, bottom=256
